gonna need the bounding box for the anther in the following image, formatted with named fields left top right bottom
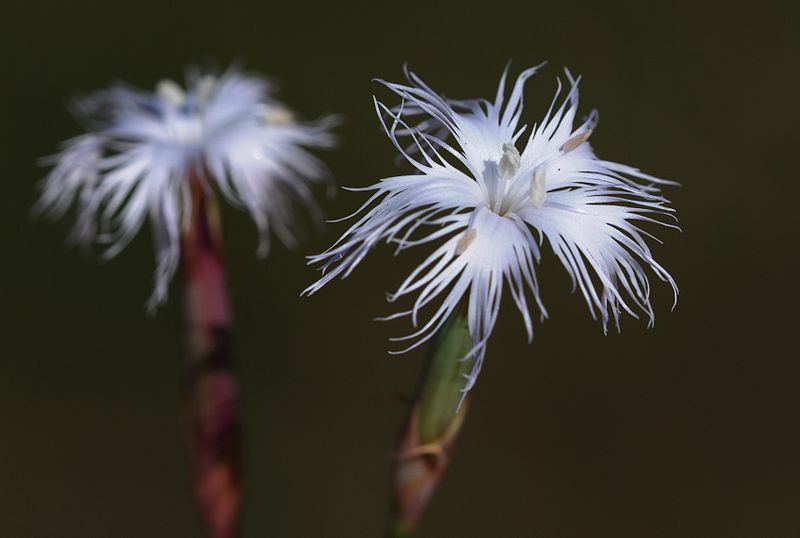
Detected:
left=498, top=143, right=521, bottom=179
left=264, top=107, right=294, bottom=126
left=455, top=228, right=477, bottom=255
left=560, top=128, right=593, bottom=153
left=530, top=167, right=547, bottom=208
left=156, top=79, right=186, bottom=107
left=194, top=75, right=216, bottom=105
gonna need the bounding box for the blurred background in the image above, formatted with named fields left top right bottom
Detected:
left=1, top=1, right=798, bottom=536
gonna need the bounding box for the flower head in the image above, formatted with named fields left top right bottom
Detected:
left=305, top=63, right=677, bottom=397
left=37, top=66, right=338, bottom=310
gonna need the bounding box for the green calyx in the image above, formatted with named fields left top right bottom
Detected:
left=416, top=304, right=474, bottom=443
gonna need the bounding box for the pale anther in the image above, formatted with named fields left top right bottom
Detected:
left=264, top=107, right=294, bottom=126
left=455, top=228, right=477, bottom=255
left=530, top=166, right=547, bottom=208
left=194, top=75, right=216, bottom=105
left=560, top=128, right=593, bottom=153
left=498, top=143, right=521, bottom=179
left=156, top=79, right=186, bottom=107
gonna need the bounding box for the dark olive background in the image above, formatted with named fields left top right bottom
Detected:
left=1, top=1, right=798, bottom=536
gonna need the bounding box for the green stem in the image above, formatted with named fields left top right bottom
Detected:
left=387, top=304, right=474, bottom=537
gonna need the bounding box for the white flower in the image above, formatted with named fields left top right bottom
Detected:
left=36, top=67, right=338, bottom=310
left=305, top=64, right=678, bottom=398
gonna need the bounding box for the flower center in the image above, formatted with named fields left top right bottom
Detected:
left=488, top=143, right=528, bottom=216
left=488, top=129, right=594, bottom=215
left=156, top=77, right=217, bottom=148
left=171, top=114, right=205, bottom=147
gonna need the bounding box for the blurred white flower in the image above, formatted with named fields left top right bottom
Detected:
left=37, top=67, right=338, bottom=310
left=305, top=64, right=677, bottom=397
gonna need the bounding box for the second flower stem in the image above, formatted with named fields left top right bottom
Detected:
left=182, top=173, right=243, bottom=538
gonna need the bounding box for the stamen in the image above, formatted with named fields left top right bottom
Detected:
left=264, top=107, right=294, bottom=126
left=455, top=228, right=477, bottom=255
left=194, top=75, right=216, bottom=105
left=560, top=128, right=593, bottom=153
left=498, top=143, right=521, bottom=179
left=156, top=79, right=186, bottom=107
left=530, top=167, right=547, bottom=208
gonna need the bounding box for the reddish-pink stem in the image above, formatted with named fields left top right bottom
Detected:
left=182, top=174, right=242, bottom=538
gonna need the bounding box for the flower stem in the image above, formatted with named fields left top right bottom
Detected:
left=182, top=174, right=242, bottom=538
left=387, top=304, right=473, bottom=537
